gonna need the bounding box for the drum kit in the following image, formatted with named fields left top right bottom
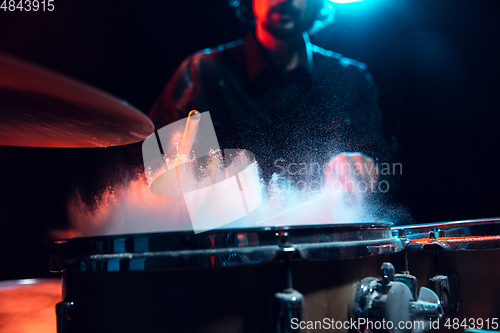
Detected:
left=0, top=53, right=499, bottom=333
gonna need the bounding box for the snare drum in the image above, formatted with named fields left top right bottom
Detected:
left=394, top=218, right=500, bottom=331
left=50, top=223, right=402, bottom=333
left=0, top=278, right=61, bottom=333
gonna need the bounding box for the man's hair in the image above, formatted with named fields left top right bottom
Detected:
left=228, top=0, right=336, bottom=34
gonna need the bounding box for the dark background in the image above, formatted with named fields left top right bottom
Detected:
left=0, top=0, right=499, bottom=280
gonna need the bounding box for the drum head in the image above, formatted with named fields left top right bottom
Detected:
left=51, top=223, right=402, bottom=273
left=393, top=217, right=500, bottom=251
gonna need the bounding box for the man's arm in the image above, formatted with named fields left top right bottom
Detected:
left=326, top=66, right=397, bottom=199
left=352, top=68, right=390, bottom=159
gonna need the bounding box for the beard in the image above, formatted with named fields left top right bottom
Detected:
left=262, top=13, right=316, bottom=40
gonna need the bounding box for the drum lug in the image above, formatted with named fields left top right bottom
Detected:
left=273, top=288, right=305, bottom=333
left=56, top=300, right=83, bottom=333
left=428, top=272, right=459, bottom=319
left=395, top=273, right=418, bottom=301
left=350, top=262, right=443, bottom=333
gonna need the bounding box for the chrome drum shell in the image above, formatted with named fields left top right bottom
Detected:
left=51, top=222, right=401, bottom=333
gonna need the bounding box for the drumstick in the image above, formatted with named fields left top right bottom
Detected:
left=178, top=110, right=201, bottom=162
left=172, top=110, right=201, bottom=195
left=152, top=111, right=202, bottom=195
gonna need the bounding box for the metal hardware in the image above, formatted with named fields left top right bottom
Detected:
left=56, top=300, right=80, bottom=333
left=428, top=273, right=459, bottom=319
left=51, top=223, right=402, bottom=273
left=274, top=289, right=304, bottom=333
left=273, top=246, right=304, bottom=332
left=396, top=272, right=418, bottom=301
left=350, top=263, right=443, bottom=333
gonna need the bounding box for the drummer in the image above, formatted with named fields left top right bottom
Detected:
left=148, top=0, right=395, bottom=199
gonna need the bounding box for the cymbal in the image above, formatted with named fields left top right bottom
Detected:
left=0, top=53, right=154, bottom=148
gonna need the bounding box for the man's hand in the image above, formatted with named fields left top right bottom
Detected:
left=324, top=152, right=379, bottom=201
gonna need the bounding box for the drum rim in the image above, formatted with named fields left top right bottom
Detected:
left=55, top=221, right=394, bottom=244
left=51, top=222, right=402, bottom=272
left=393, top=217, right=500, bottom=251
left=392, top=217, right=500, bottom=231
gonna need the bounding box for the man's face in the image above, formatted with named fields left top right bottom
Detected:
left=253, top=0, right=322, bottom=38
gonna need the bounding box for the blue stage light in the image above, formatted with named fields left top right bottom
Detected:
left=329, top=0, right=364, bottom=4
